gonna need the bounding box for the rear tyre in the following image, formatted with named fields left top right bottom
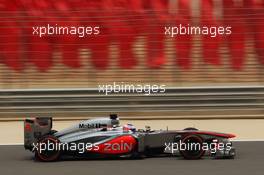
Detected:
left=49, top=130, right=58, bottom=135
left=180, top=135, right=205, bottom=160
left=35, top=135, right=61, bottom=162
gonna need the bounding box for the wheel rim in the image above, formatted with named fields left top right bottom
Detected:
left=36, top=136, right=60, bottom=161
left=180, top=135, right=205, bottom=159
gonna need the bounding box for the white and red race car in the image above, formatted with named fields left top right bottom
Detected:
left=24, top=114, right=236, bottom=161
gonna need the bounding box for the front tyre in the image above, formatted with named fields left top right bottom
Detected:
left=35, top=135, right=61, bottom=162
left=183, top=127, right=198, bottom=131
left=180, top=135, right=205, bottom=160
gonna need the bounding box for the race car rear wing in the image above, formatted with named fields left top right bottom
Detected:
left=24, top=117, right=52, bottom=150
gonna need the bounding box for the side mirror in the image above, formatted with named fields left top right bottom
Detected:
left=145, top=126, right=151, bottom=132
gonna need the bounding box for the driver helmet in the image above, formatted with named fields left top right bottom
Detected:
left=123, top=124, right=136, bottom=132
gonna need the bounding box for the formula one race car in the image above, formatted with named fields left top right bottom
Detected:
left=24, top=114, right=236, bottom=161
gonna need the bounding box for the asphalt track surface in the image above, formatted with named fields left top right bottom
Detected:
left=0, top=142, right=263, bottom=175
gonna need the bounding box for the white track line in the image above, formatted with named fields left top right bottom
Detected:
left=0, top=143, right=23, bottom=145
left=233, top=139, right=264, bottom=142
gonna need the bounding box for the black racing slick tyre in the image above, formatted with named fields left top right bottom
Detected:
left=34, top=135, right=61, bottom=162
left=180, top=135, right=205, bottom=160
left=49, top=130, right=58, bottom=135
left=183, top=127, right=199, bottom=131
